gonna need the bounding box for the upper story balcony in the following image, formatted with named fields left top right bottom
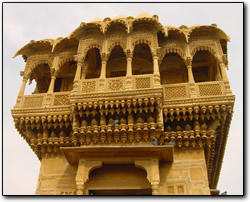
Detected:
left=13, top=46, right=232, bottom=111
left=12, top=14, right=233, bottom=113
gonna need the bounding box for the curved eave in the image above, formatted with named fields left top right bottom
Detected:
left=166, top=26, right=188, bottom=42
left=68, top=22, right=103, bottom=39
left=188, top=25, right=230, bottom=42
left=13, top=39, right=54, bottom=58
left=52, top=37, right=79, bottom=53
left=103, top=19, right=129, bottom=34
left=132, top=18, right=167, bottom=36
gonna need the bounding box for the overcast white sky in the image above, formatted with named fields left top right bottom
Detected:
left=3, top=2, right=243, bottom=196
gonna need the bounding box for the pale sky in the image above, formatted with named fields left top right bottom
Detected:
left=3, top=2, right=243, bottom=196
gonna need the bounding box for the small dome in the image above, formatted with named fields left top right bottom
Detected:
left=90, top=17, right=102, bottom=23
left=113, top=15, right=127, bottom=20
left=190, top=24, right=202, bottom=28
left=136, top=12, right=152, bottom=18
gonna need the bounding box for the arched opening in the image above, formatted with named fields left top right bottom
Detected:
left=106, top=45, right=126, bottom=78
left=159, top=53, right=187, bottom=85
left=30, top=63, right=51, bottom=94
left=192, top=50, right=221, bottom=82
left=132, top=44, right=153, bottom=75
left=86, top=164, right=151, bottom=195
left=54, top=61, right=77, bottom=92
left=84, top=48, right=102, bottom=79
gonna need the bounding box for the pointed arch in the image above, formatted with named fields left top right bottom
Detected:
left=84, top=48, right=102, bottom=79
left=54, top=60, right=77, bottom=92
left=132, top=43, right=153, bottom=75
left=192, top=50, right=221, bottom=82
left=159, top=53, right=188, bottom=85
left=106, top=45, right=127, bottom=78
left=29, top=63, right=51, bottom=94
left=191, top=46, right=218, bottom=59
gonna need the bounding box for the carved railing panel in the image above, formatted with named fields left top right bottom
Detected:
left=163, top=83, right=189, bottom=100
left=82, top=79, right=98, bottom=93
left=107, top=77, right=125, bottom=91
left=133, top=74, right=153, bottom=89
left=22, top=94, right=45, bottom=108
left=197, top=81, right=224, bottom=97
left=53, top=92, right=71, bottom=106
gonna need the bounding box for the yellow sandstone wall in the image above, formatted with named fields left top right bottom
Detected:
left=35, top=148, right=210, bottom=195
left=35, top=153, right=77, bottom=195
left=159, top=148, right=210, bottom=195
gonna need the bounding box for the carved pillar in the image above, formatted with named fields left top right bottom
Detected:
left=81, top=64, right=88, bottom=80
left=74, top=61, right=83, bottom=82
left=15, top=71, right=28, bottom=107
left=126, top=50, right=133, bottom=89
left=100, top=53, right=108, bottom=79
left=187, top=66, right=195, bottom=84
left=152, top=49, right=161, bottom=87
left=73, top=57, right=83, bottom=92
left=219, top=58, right=231, bottom=94
left=47, top=69, right=56, bottom=93
left=75, top=159, right=103, bottom=195
left=135, top=158, right=160, bottom=195
left=99, top=53, right=108, bottom=92
left=44, top=56, right=58, bottom=106
left=186, top=57, right=197, bottom=98
left=18, top=74, right=28, bottom=97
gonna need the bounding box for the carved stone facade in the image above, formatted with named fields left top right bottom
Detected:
left=12, top=13, right=234, bottom=195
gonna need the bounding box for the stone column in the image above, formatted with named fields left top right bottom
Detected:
left=18, top=76, right=28, bottom=97
left=219, top=58, right=231, bottom=94
left=81, top=65, right=88, bottom=80
left=186, top=57, right=197, bottom=98
left=47, top=69, right=56, bottom=93
left=15, top=71, right=28, bottom=107
left=219, top=62, right=229, bottom=82
left=187, top=65, right=195, bottom=84
left=126, top=50, right=133, bottom=89
left=100, top=57, right=107, bottom=79
left=73, top=61, right=83, bottom=92
left=74, top=61, right=83, bottom=82
left=152, top=50, right=161, bottom=87
left=98, top=53, right=108, bottom=91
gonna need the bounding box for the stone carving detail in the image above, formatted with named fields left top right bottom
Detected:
left=167, top=186, right=174, bottom=194
left=108, top=79, right=124, bottom=91
left=167, top=185, right=185, bottom=195
left=190, top=45, right=217, bottom=58
left=177, top=185, right=184, bottom=194
left=164, top=85, right=188, bottom=99
left=198, top=83, right=222, bottom=96
left=23, top=96, right=44, bottom=108
left=82, top=80, right=96, bottom=93
left=135, top=77, right=151, bottom=89
left=53, top=94, right=70, bottom=106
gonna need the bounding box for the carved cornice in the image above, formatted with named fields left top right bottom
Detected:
left=70, top=88, right=163, bottom=102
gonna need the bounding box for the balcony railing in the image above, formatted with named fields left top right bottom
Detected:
left=163, top=83, right=189, bottom=100
left=21, top=93, right=46, bottom=108
left=196, top=81, right=225, bottom=97
left=52, top=92, right=71, bottom=106
left=133, top=74, right=153, bottom=89
left=16, top=78, right=227, bottom=110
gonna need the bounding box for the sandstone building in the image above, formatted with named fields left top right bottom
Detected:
left=11, top=13, right=235, bottom=195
